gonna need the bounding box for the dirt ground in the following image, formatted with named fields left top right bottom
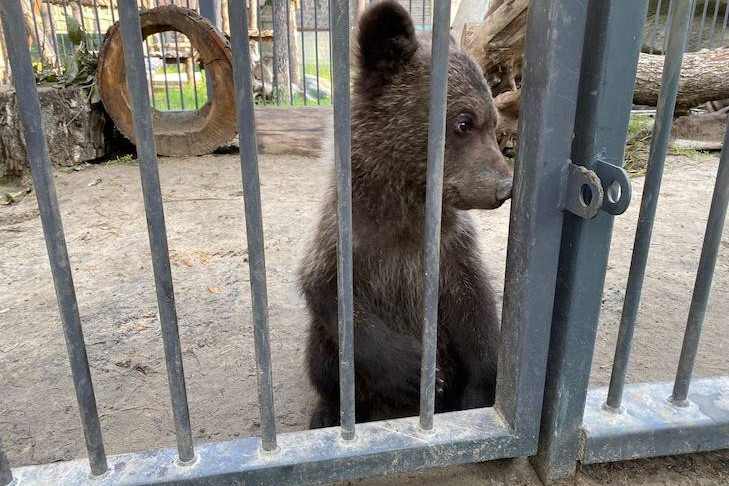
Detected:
left=1, top=144, right=728, bottom=485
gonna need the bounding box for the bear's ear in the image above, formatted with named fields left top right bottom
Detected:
left=356, top=1, right=418, bottom=84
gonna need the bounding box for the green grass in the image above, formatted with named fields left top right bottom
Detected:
left=303, top=62, right=331, bottom=83
left=624, top=114, right=715, bottom=176
left=624, top=115, right=655, bottom=175
left=152, top=76, right=209, bottom=111
left=150, top=64, right=333, bottom=110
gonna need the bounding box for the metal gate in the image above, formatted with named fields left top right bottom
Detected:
left=0, top=0, right=727, bottom=485
left=533, top=0, right=729, bottom=482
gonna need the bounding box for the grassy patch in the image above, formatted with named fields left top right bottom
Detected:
left=108, top=154, right=136, bottom=165
left=624, top=115, right=654, bottom=176
left=152, top=75, right=209, bottom=111
left=624, top=115, right=714, bottom=176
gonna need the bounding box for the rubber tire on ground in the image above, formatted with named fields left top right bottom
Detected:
left=97, top=5, right=237, bottom=157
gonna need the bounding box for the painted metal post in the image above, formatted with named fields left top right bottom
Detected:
left=531, top=0, right=650, bottom=482
left=199, top=0, right=220, bottom=99
left=495, top=0, right=589, bottom=444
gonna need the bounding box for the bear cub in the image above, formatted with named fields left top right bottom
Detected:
left=299, top=0, right=513, bottom=428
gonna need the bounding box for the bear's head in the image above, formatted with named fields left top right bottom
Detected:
left=353, top=1, right=513, bottom=211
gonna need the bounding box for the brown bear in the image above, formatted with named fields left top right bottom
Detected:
left=299, top=0, right=513, bottom=429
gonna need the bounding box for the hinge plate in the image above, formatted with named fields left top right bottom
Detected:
left=560, top=160, right=631, bottom=219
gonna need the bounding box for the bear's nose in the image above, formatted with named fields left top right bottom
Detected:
left=496, top=178, right=512, bottom=202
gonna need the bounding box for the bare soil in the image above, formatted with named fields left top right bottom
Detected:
left=0, top=145, right=727, bottom=484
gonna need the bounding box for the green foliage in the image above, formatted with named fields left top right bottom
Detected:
left=34, top=17, right=99, bottom=103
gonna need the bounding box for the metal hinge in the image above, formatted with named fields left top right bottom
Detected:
left=560, top=159, right=632, bottom=219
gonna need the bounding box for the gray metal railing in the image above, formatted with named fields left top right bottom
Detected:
left=2, top=0, right=728, bottom=485
left=0, top=0, right=433, bottom=108
left=0, top=0, right=576, bottom=484
left=646, top=0, right=729, bottom=53
left=536, top=0, right=729, bottom=481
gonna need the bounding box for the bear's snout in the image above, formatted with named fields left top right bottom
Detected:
left=496, top=178, right=512, bottom=203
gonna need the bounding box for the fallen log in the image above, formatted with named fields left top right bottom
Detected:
left=462, top=1, right=729, bottom=148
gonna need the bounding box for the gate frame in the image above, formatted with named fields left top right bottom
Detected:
left=0, top=0, right=615, bottom=484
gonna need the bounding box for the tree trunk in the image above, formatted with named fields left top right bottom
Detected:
left=288, top=0, right=300, bottom=86
left=463, top=0, right=526, bottom=97
left=0, top=19, right=10, bottom=83
left=634, top=48, right=729, bottom=110
left=272, top=0, right=289, bottom=101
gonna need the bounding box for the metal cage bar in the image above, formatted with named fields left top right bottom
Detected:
left=418, top=0, right=450, bottom=432
left=300, top=0, right=307, bottom=105
left=648, top=0, right=663, bottom=54
left=117, top=0, right=195, bottom=463
left=696, top=0, right=711, bottom=48
left=330, top=0, right=356, bottom=441
left=531, top=0, right=650, bottom=481
left=662, top=0, right=675, bottom=53
left=228, top=0, right=278, bottom=452
left=606, top=0, right=693, bottom=410
left=0, top=0, right=108, bottom=476
left=707, top=0, right=722, bottom=48
left=671, top=117, right=729, bottom=404
left=495, top=0, right=589, bottom=440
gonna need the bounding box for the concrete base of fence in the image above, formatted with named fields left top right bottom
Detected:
left=0, top=85, right=110, bottom=182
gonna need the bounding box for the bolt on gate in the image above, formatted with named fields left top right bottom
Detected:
left=0, top=1, right=728, bottom=486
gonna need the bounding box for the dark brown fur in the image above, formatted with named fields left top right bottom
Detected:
left=300, top=1, right=513, bottom=428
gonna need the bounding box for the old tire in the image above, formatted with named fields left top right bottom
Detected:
left=97, top=5, right=237, bottom=157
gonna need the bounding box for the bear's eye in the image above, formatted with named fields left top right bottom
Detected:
left=454, top=114, right=474, bottom=134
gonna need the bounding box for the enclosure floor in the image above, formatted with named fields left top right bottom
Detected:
left=0, top=147, right=727, bottom=485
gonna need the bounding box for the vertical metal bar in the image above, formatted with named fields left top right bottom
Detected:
left=199, top=0, right=217, bottom=100
left=171, top=30, right=186, bottom=110
left=671, top=119, right=729, bottom=404
left=37, top=0, right=52, bottom=63
left=409, top=0, right=413, bottom=16
left=76, top=0, right=89, bottom=49
left=29, top=0, right=43, bottom=62
left=272, top=0, right=280, bottom=105
left=697, top=0, right=710, bottom=48
left=418, top=0, right=450, bottom=432
left=330, top=0, right=355, bottom=441
left=153, top=0, right=172, bottom=110
left=313, top=0, right=321, bottom=104
left=722, top=0, right=729, bottom=42
left=257, top=0, right=265, bottom=106
left=531, top=0, right=649, bottom=481
left=91, top=0, right=103, bottom=48
left=286, top=0, right=294, bottom=105
left=649, top=0, right=663, bottom=54
left=184, top=0, right=200, bottom=109
left=707, top=0, right=722, bottom=48
left=496, top=0, right=589, bottom=440
left=328, top=0, right=332, bottom=93
left=0, top=436, right=13, bottom=486
left=687, top=0, right=699, bottom=49
left=45, top=0, right=62, bottom=70
left=0, top=0, right=108, bottom=476
left=110, top=0, right=116, bottom=22
left=300, top=0, right=306, bottom=105
left=228, top=0, right=278, bottom=452
left=61, top=0, right=72, bottom=61
left=662, top=0, right=675, bottom=53
left=116, top=0, right=195, bottom=463
left=144, top=32, right=158, bottom=110
left=421, top=0, right=426, bottom=27
left=605, top=0, right=693, bottom=410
